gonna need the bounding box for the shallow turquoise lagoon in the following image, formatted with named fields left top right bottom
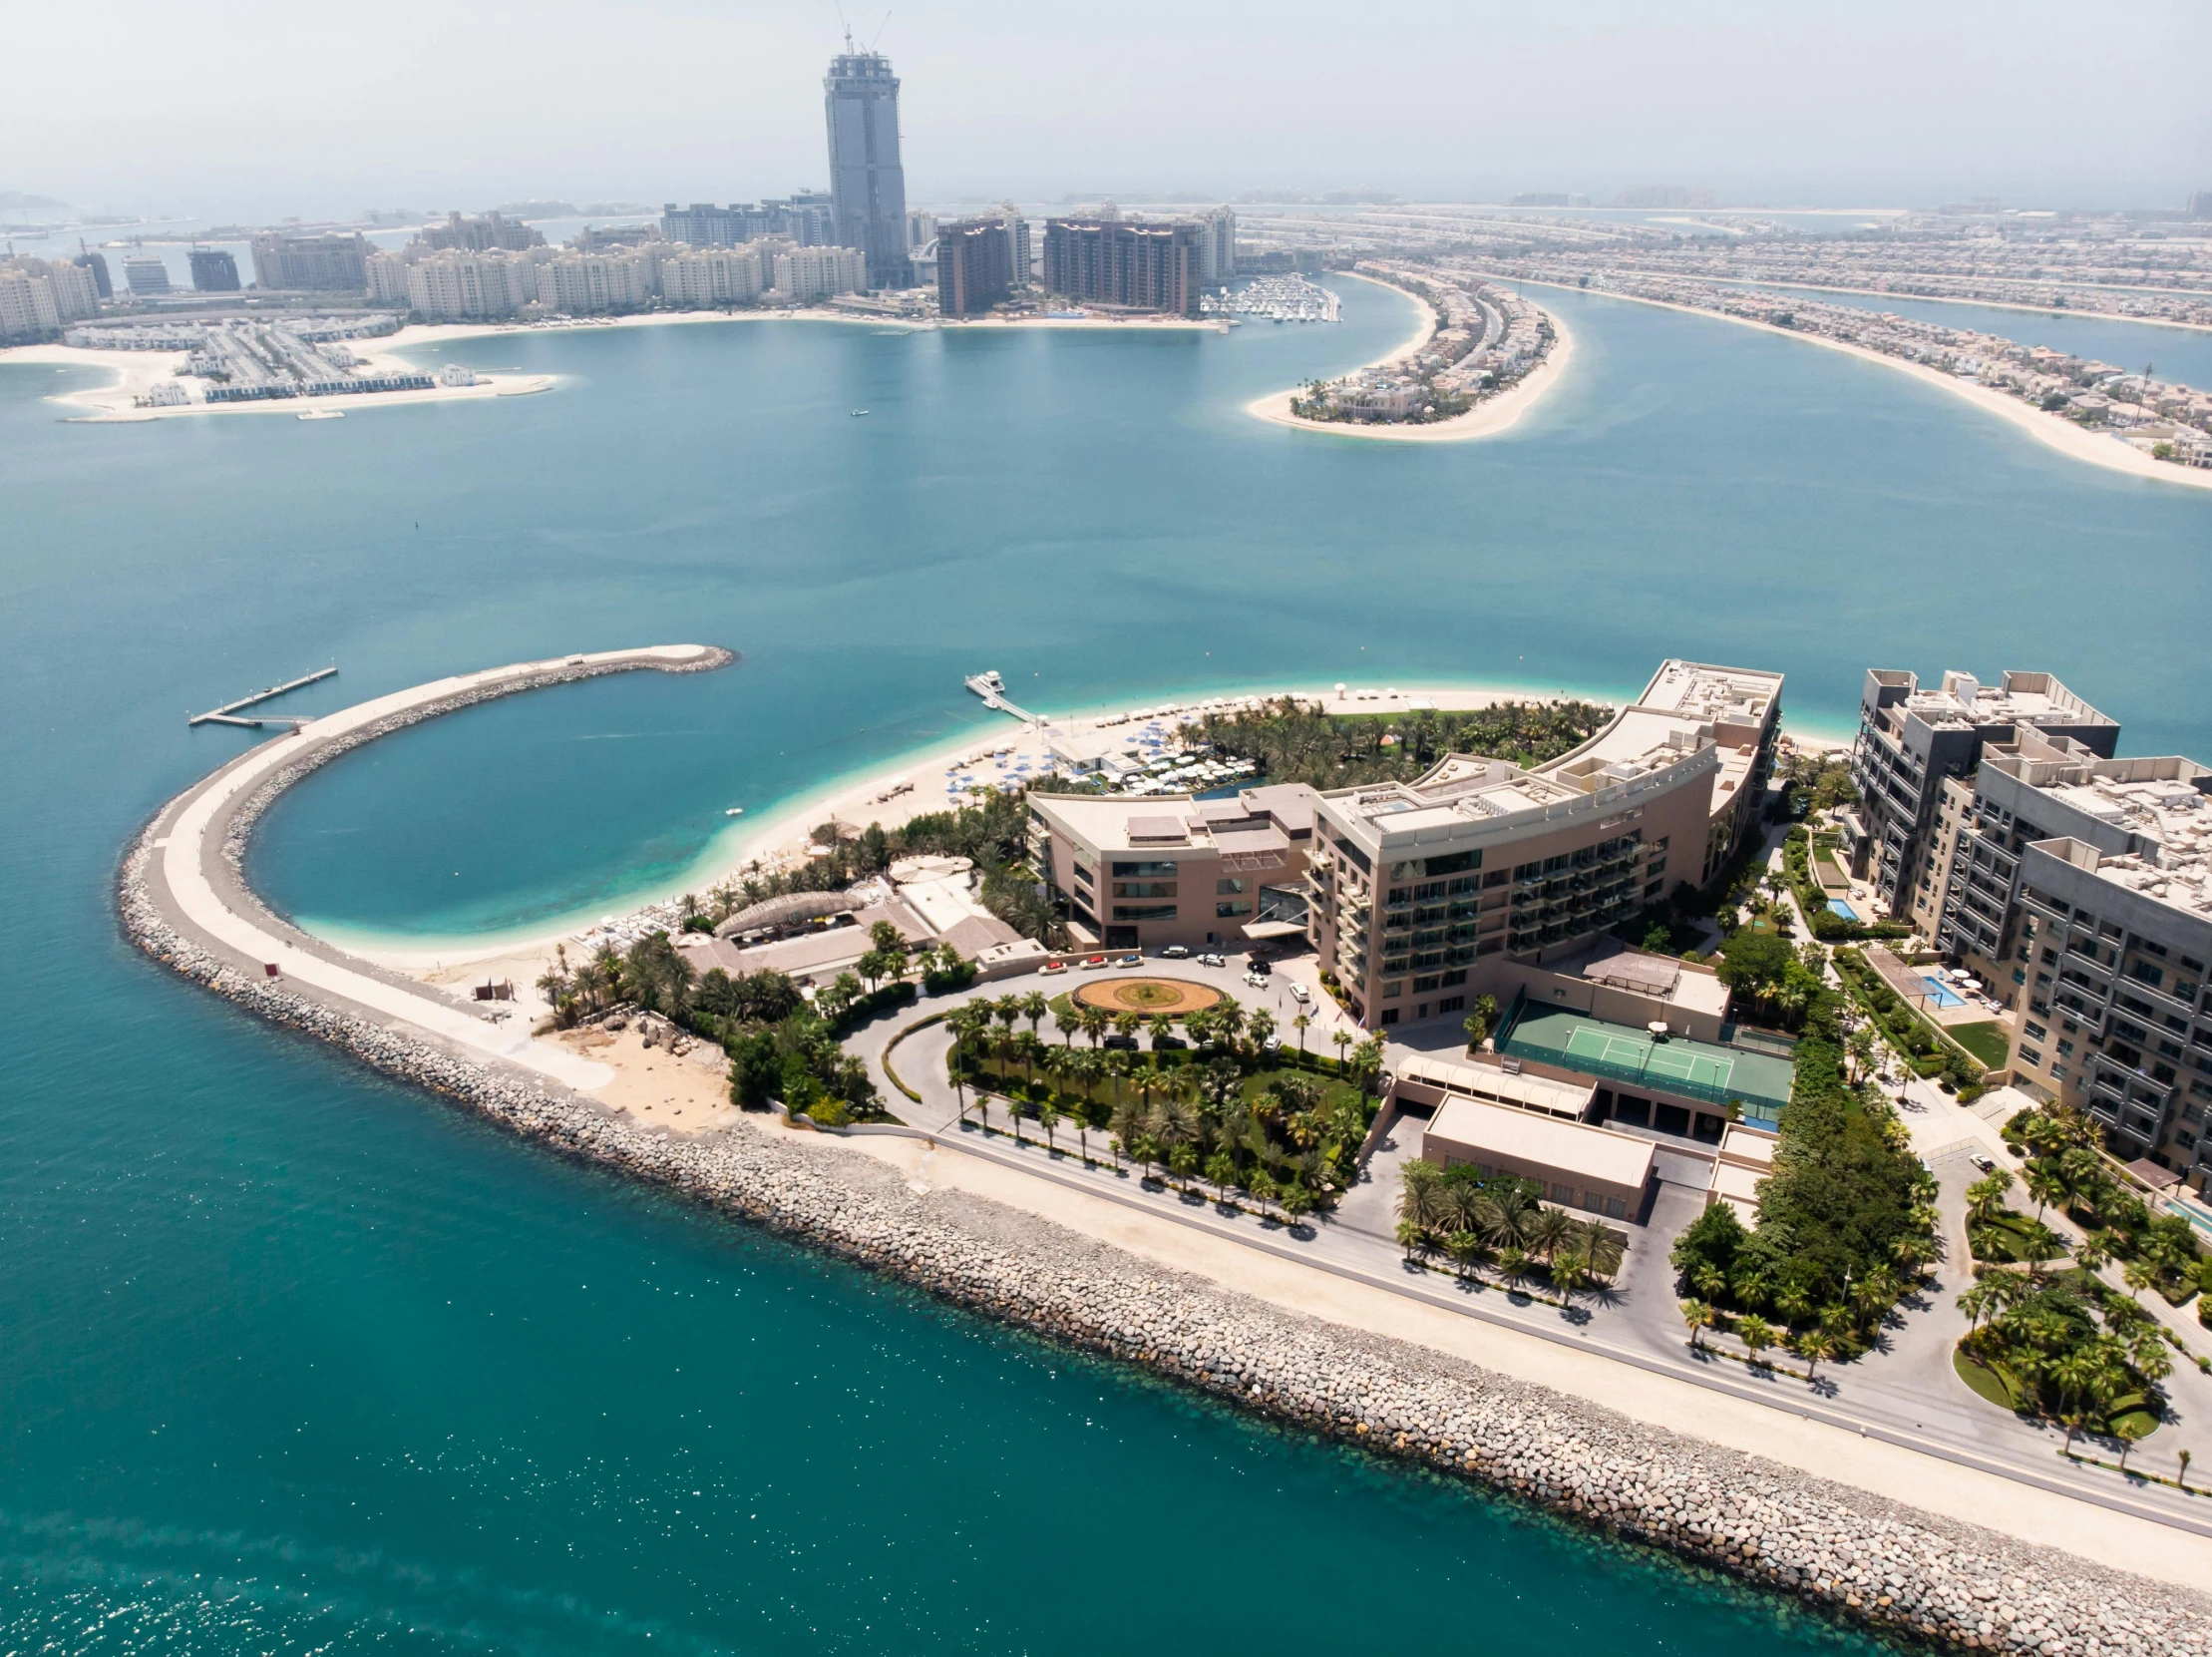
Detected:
left=1, top=270, right=2204, bottom=1652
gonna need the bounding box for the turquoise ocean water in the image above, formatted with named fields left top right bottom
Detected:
left=2, top=275, right=2206, bottom=1652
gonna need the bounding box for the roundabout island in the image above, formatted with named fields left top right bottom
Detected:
left=1070, top=976, right=1224, bottom=1017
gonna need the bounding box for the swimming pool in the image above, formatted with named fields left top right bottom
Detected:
left=1827, top=899, right=1860, bottom=922
left=1921, top=976, right=1967, bottom=1010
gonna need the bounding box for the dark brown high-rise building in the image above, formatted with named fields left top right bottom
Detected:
left=935, top=218, right=1014, bottom=317
left=1041, top=218, right=1201, bottom=316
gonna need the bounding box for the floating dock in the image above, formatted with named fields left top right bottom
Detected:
left=188, top=665, right=337, bottom=728
left=964, top=670, right=1036, bottom=723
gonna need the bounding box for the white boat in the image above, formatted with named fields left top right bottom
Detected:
left=725, top=806, right=744, bottom=816
left=851, top=409, right=870, bottom=416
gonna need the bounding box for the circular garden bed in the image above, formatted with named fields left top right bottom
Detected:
left=1071, top=977, right=1223, bottom=1016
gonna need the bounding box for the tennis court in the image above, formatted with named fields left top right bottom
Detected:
left=1563, top=1025, right=1736, bottom=1092
left=1499, top=1004, right=1797, bottom=1116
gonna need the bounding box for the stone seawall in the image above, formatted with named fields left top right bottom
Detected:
left=118, top=821, right=2210, bottom=1657
left=216, top=648, right=735, bottom=877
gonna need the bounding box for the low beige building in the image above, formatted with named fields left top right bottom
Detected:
left=1390, top=1053, right=1595, bottom=1119
left=1027, top=786, right=1317, bottom=951
left=1421, top=1095, right=1655, bottom=1222
left=1704, top=1122, right=1778, bottom=1223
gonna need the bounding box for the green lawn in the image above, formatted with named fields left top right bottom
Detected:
left=1949, top=1021, right=2014, bottom=1068
left=1953, top=1347, right=2029, bottom=1414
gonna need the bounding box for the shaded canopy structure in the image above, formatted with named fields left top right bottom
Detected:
left=715, top=890, right=863, bottom=938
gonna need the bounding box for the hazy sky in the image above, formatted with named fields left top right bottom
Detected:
left=6, top=0, right=2208, bottom=221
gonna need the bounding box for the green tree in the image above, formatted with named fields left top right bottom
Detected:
left=1681, top=1298, right=1714, bottom=1350
left=1462, top=993, right=1500, bottom=1050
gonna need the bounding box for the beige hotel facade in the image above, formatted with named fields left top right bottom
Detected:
left=1028, top=659, right=1782, bottom=1032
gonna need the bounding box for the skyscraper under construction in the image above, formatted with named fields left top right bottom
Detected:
left=824, top=38, right=915, bottom=290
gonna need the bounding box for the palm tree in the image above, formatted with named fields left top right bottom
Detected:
left=1291, top=1012, right=1311, bottom=1058
left=1108, top=1097, right=1143, bottom=1169
left=2025, top=1164, right=2068, bottom=1224
left=1794, top=1328, right=1835, bottom=1380
left=1690, top=1260, right=1728, bottom=1303
left=1773, top=1281, right=1814, bottom=1328
left=1331, top=1029, right=1354, bottom=1069
left=2122, top=1256, right=2157, bottom=1301
left=992, top=994, right=1021, bottom=1034
left=1573, top=1219, right=1625, bottom=1284
left=1462, top=993, right=1499, bottom=1050
left=1681, top=1298, right=1715, bottom=1350
left=1205, top=1151, right=1237, bottom=1202
left=1736, top=1314, right=1776, bottom=1364
left=2115, top=1414, right=2151, bottom=1476
left=1079, top=1005, right=1109, bottom=1047
left=1039, top=1101, right=1061, bottom=1154
left=2051, top=1350, right=2101, bottom=1448
left=1525, top=1205, right=1574, bottom=1268
left=1247, top=1009, right=1277, bottom=1056
left=1111, top=1011, right=1141, bottom=1045
left=1054, top=1006, right=1080, bottom=1047
left=1471, top=1186, right=1534, bottom=1251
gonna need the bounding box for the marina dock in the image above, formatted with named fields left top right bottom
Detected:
left=963, top=670, right=1037, bottom=723
left=188, top=665, right=337, bottom=728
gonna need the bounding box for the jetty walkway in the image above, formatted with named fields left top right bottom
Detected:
left=133, top=644, right=731, bottom=1091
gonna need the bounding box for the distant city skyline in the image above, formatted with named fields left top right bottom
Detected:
left=2, top=0, right=2206, bottom=225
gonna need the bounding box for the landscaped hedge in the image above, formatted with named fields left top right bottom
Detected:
left=1832, top=946, right=1984, bottom=1088
left=1784, top=828, right=1912, bottom=944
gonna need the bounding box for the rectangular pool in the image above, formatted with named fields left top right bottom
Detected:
left=1921, top=976, right=1967, bottom=1010
left=1827, top=899, right=1860, bottom=922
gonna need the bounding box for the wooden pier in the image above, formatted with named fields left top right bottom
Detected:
left=189, top=665, right=337, bottom=728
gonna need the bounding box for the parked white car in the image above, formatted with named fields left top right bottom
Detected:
left=1288, top=981, right=1310, bottom=1004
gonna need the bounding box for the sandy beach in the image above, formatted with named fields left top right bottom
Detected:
left=1689, top=275, right=2212, bottom=336
left=1511, top=278, right=2212, bottom=493
left=1246, top=271, right=1575, bottom=443
left=3, top=302, right=1237, bottom=423
left=7, top=334, right=556, bottom=422
left=343, top=678, right=1589, bottom=978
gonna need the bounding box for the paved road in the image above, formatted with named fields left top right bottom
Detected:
left=849, top=945, right=2212, bottom=1531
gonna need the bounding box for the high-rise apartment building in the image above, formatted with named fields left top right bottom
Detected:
left=405, top=250, right=542, bottom=321
left=1302, top=658, right=1781, bottom=1031
left=76, top=249, right=113, bottom=298
left=535, top=249, right=655, bottom=314
left=660, top=197, right=836, bottom=250
left=1198, top=206, right=1237, bottom=286
left=419, top=210, right=544, bottom=252
left=123, top=255, right=173, bottom=295
left=0, top=256, right=101, bottom=340
left=824, top=41, right=914, bottom=289
left=658, top=244, right=766, bottom=306
left=1001, top=205, right=1032, bottom=281
left=934, top=217, right=1014, bottom=317
left=250, top=232, right=371, bottom=293
left=189, top=249, right=241, bottom=292
left=1042, top=217, right=1202, bottom=316
left=771, top=244, right=867, bottom=303
left=1931, top=741, right=2212, bottom=1189
left=1847, top=668, right=2118, bottom=929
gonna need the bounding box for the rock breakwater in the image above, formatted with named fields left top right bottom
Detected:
left=116, top=648, right=2212, bottom=1654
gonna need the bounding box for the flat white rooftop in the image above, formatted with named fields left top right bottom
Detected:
left=1637, top=659, right=1783, bottom=727
left=1426, top=1095, right=1657, bottom=1189
left=1395, top=1053, right=1595, bottom=1118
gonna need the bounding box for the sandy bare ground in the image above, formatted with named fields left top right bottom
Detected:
left=1509, top=278, right=2212, bottom=493
left=1246, top=273, right=1575, bottom=444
